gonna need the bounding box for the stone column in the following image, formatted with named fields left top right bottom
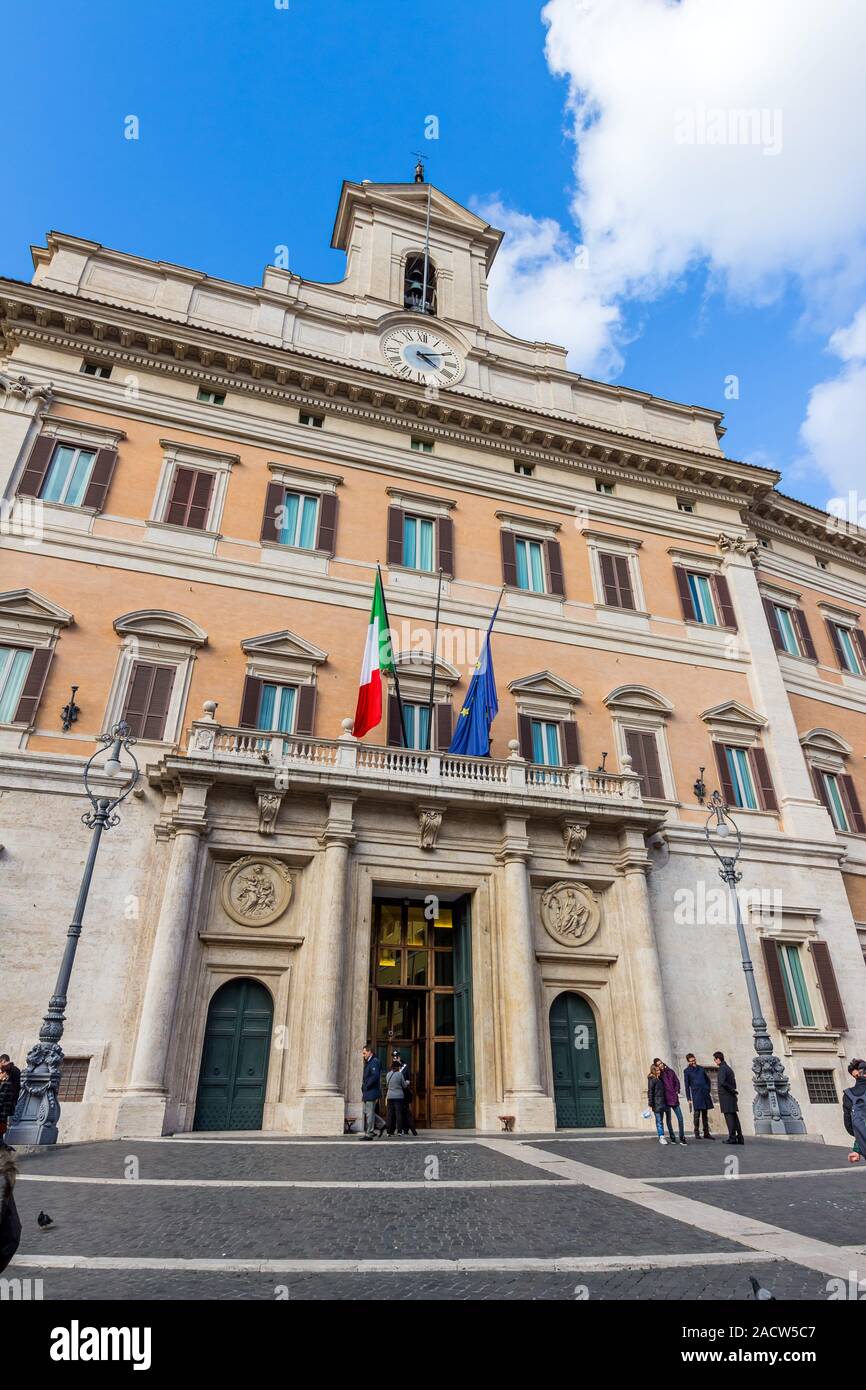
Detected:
left=114, top=782, right=210, bottom=1137
left=297, top=796, right=355, bottom=1134
left=617, top=828, right=673, bottom=1067
left=497, top=816, right=556, bottom=1131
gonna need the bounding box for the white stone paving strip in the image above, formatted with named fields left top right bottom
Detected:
left=648, top=1166, right=861, bottom=1185
left=16, top=1174, right=567, bottom=1190
left=478, top=1139, right=863, bottom=1281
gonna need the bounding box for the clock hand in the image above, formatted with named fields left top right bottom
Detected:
left=416, top=351, right=441, bottom=366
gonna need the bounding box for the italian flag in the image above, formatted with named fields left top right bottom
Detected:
left=353, top=570, right=395, bottom=738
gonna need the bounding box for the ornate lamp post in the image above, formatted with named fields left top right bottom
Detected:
left=8, top=723, right=139, bottom=1146
left=703, top=789, right=805, bottom=1135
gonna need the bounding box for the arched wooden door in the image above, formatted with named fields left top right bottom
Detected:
left=549, top=992, right=605, bottom=1128
left=193, top=978, right=273, bottom=1131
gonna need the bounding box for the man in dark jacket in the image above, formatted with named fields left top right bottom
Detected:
left=713, top=1050, right=744, bottom=1144
left=684, top=1053, right=715, bottom=1140
left=360, top=1045, right=383, bottom=1140
left=842, top=1058, right=866, bottom=1162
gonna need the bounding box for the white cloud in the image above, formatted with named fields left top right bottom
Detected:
left=800, top=304, right=866, bottom=504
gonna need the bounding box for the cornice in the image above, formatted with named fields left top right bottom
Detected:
left=748, top=503, right=866, bottom=567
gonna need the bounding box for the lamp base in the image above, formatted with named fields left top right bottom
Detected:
left=6, top=1041, right=64, bottom=1147
left=752, top=1052, right=806, bottom=1135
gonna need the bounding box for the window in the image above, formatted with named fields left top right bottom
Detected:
left=821, top=772, right=851, bottom=832
left=774, top=606, right=800, bottom=656
left=120, top=661, right=176, bottom=740
left=598, top=552, right=636, bottom=610
left=411, top=438, right=433, bottom=454
left=763, top=598, right=817, bottom=659
left=813, top=767, right=866, bottom=834
left=675, top=566, right=737, bottom=628
left=163, top=466, right=215, bottom=530
left=677, top=499, right=695, bottom=513
left=530, top=719, right=561, bottom=766
left=276, top=491, right=319, bottom=549
left=57, top=1058, right=90, bottom=1102
left=258, top=682, right=297, bottom=734
left=776, top=943, right=815, bottom=1027
left=804, top=1069, right=838, bottom=1104
left=724, top=746, right=757, bottom=808
left=595, top=480, right=614, bottom=495
left=81, top=362, right=111, bottom=379
left=197, top=387, right=225, bottom=405
left=299, top=412, right=324, bottom=428
left=403, top=254, right=437, bottom=314
left=40, top=443, right=97, bottom=507
left=402, top=514, right=436, bottom=572
left=759, top=538, right=773, bottom=550
left=514, top=462, right=534, bottom=477
left=624, top=727, right=666, bottom=798
left=816, top=557, right=828, bottom=570
left=688, top=572, right=718, bottom=625
left=829, top=622, right=865, bottom=675
left=0, top=645, right=33, bottom=723
left=402, top=702, right=432, bottom=750
left=515, top=537, right=546, bottom=593
left=714, top=742, right=778, bottom=813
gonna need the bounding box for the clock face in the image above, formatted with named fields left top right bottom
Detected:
left=380, top=326, right=463, bottom=387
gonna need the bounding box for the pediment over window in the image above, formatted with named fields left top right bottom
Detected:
left=508, top=671, right=583, bottom=701
left=391, top=649, right=460, bottom=702
left=0, top=589, right=73, bottom=630
left=604, top=684, right=673, bottom=716
left=114, top=610, right=207, bottom=646
left=700, top=699, right=767, bottom=731
left=799, top=727, right=853, bottom=758
left=241, top=630, right=328, bottom=665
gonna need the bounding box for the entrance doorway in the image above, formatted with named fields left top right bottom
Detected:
left=549, top=991, right=605, bottom=1128
left=368, top=895, right=474, bottom=1128
left=193, top=978, right=273, bottom=1131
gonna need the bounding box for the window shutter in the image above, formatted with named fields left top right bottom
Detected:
left=792, top=608, right=818, bottom=661
left=435, top=701, right=453, bottom=750
left=840, top=773, right=866, bottom=834
left=81, top=447, right=118, bottom=511
left=760, top=938, right=794, bottom=1029
left=122, top=662, right=175, bottom=740
left=238, top=674, right=263, bottom=728
left=809, top=939, right=848, bottom=1030
left=713, top=742, right=736, bottom=806
left=17, top=436, right=55, bottom=498
left=712, top=573, right=737, bottom=629
left=626, top=728, right=665, bottom=798
left=387, top=693, right=402, bottom=746
left=599, top=552, right=619, bottom=606
left=762, top=597, right=785, bottom=651
left=613, top=554, right=635, bottom=610
left=517, top=712, right=533, bottom=760
left=142, top=665, right=174, bottom=739
left=749, top=746, right=778, bottom=813
left=674, top=565, right=696, bottom=621
left=12, top=648, right=52, bottom=726
left=545, top=539, right=565, bottom=597
left=260, top=482, right=284, bottom=544
left=624, top=728, right=647, bottom=787
left=387, top=507, right=404, bottom=567
left=825, top=619, right=847, bottom=670
left=186, top=470, right=215, bottom=531
left=854, top=628, right=866, bottom=672
left=561, top=720, right=581, bottom=766
left=437, top=516, right=454, bottom=577
left=316, top=493, right=338, bottom=555
left=810, top=766, right=835, bottom=817
left=295, top=684, right=317, bottom=736
left=500, top=530, right=518, bottom=587
left=165, top=466, right=194, bottom=526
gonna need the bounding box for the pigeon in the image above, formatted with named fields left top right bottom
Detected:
left=749, top=1275, right=775, bottom=1300
left=37, top=1210, right=54, bottom=1230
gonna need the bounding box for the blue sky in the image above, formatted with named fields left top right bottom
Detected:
left=6, top=0, right=864, bottom=512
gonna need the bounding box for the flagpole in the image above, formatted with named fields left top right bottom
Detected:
left=376, top=564, right=410, bottom=748
left=424, top=568, right=444, bottom=750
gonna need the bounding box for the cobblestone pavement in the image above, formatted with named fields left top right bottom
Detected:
left=7, top=1131, right=862, bottom=1300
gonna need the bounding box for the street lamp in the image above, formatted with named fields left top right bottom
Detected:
left=8, top=722, right=140, bottom=1146
left=703, top=789, right=805, bottom=1135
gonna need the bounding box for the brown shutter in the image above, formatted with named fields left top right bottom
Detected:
left=186, top=470, right=215, bottom=531
left=762, top=597, right=785, bottom=651
left=809, top=939, right=848, bottom=1030
left=142, top=665, right=174, bottom=739
left=16, top=435, right=55, bottom=498
left=561, top=720, right=581, bottom=766
left=792, top=608, right=818, bottom=661
left=613, top=554, right=635, bottom=610
left=165, top=466, right=194, bottom=526
left=12, top=648, right=53, bottom=726
left=712, top=573, right=737, bottom=629
left=238, top=674, right=263, bottom=728
left=713, top=742, right=736, bottom=806
left=854, top=628, right=866, bottom=672
left=840, top=773, right=866, bottom=834
left=435, top=701, right=453, bottom=750
left=517, top=712, right=533, bottom=760
left=826, top=618, right=847, bottom=670
left=674, top=565, right=696, bottom=621
left=81, top=447, right=118, bottom=511
left=437, top=516, right=454, bottom=577
left=624, top=728, right=647, bottom=788
left=626, top=728, right=665, bottom=798
left=316, top=493, right=338, bottom=554
left=749, top=746, right=778, bottom=813
left=295, top=684, right=317, bottom=736
left=387, top=693, right=402, bottom=746
left=599, top=552, right=619, bottom=606
left=546, top=538, right=565, bottom=597
left=500, top=530, right=518, bottom=587
left=760, top=938, right=794, bottom=1029
left=260, top=482, right=284, bottom=544
left=810, top=766, right=835, bottom=817
left=121, top=662, right=174, bottom=740
left=387, top=507, right=404, bottom=566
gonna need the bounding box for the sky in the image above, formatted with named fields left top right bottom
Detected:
left=5, top=0, right=865, bottom=517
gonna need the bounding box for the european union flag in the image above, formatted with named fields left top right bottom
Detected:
left=448, top=599, right=500, bottom=756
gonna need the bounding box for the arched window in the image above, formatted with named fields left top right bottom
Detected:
left=403, top=254, right=437, bottom=314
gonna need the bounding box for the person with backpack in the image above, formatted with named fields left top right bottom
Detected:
left=393, top=1049, right=418, bottom=1136
left=384, top=1059, right=408, bottom=1136
left=842, top=1058, right=866, bottom=1164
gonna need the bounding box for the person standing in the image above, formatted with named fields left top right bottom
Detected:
left=842, top=1058, right=866, bottom=1164
left=384, top=1060, right=408, bottom=1137
left=359, top=1044, right=382, bottom=1140
left=0, top=1057, right=20, bottom=1150
left=393, top=1049, right=418, bottom=1136
left=660, top=1060, right=688, bottom=1145
left=684, top=1053, right=715, bottom=1140
left=713, top=1050, right=744, bottom=1144
left=647, top=1060, right=674, bottom=1145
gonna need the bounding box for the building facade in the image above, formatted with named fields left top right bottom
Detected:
left=1, top=178, right=864, bottom=1143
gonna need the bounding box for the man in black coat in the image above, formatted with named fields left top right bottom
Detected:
left=684, top=1052, right=715, bottom=1140
left=359, top=1045, right=383, bottom=1140
left=713, top=1050, right=744, bottom=1144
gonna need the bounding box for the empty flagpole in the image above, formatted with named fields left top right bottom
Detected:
left=377, top=564, right=410, bottom=748
left=421, top=179, right=432, bottom=314
left=424, top=567, right=444, bottom=751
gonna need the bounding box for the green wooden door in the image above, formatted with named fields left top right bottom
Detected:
left=549, top=992, right=605, bottom=1129
left=453, top=896, right=475, bottom=1128
left=194, top=978, right=273, bottom=1131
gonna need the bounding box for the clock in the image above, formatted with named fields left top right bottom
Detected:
left=380, top=325, right=464, bottom=387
